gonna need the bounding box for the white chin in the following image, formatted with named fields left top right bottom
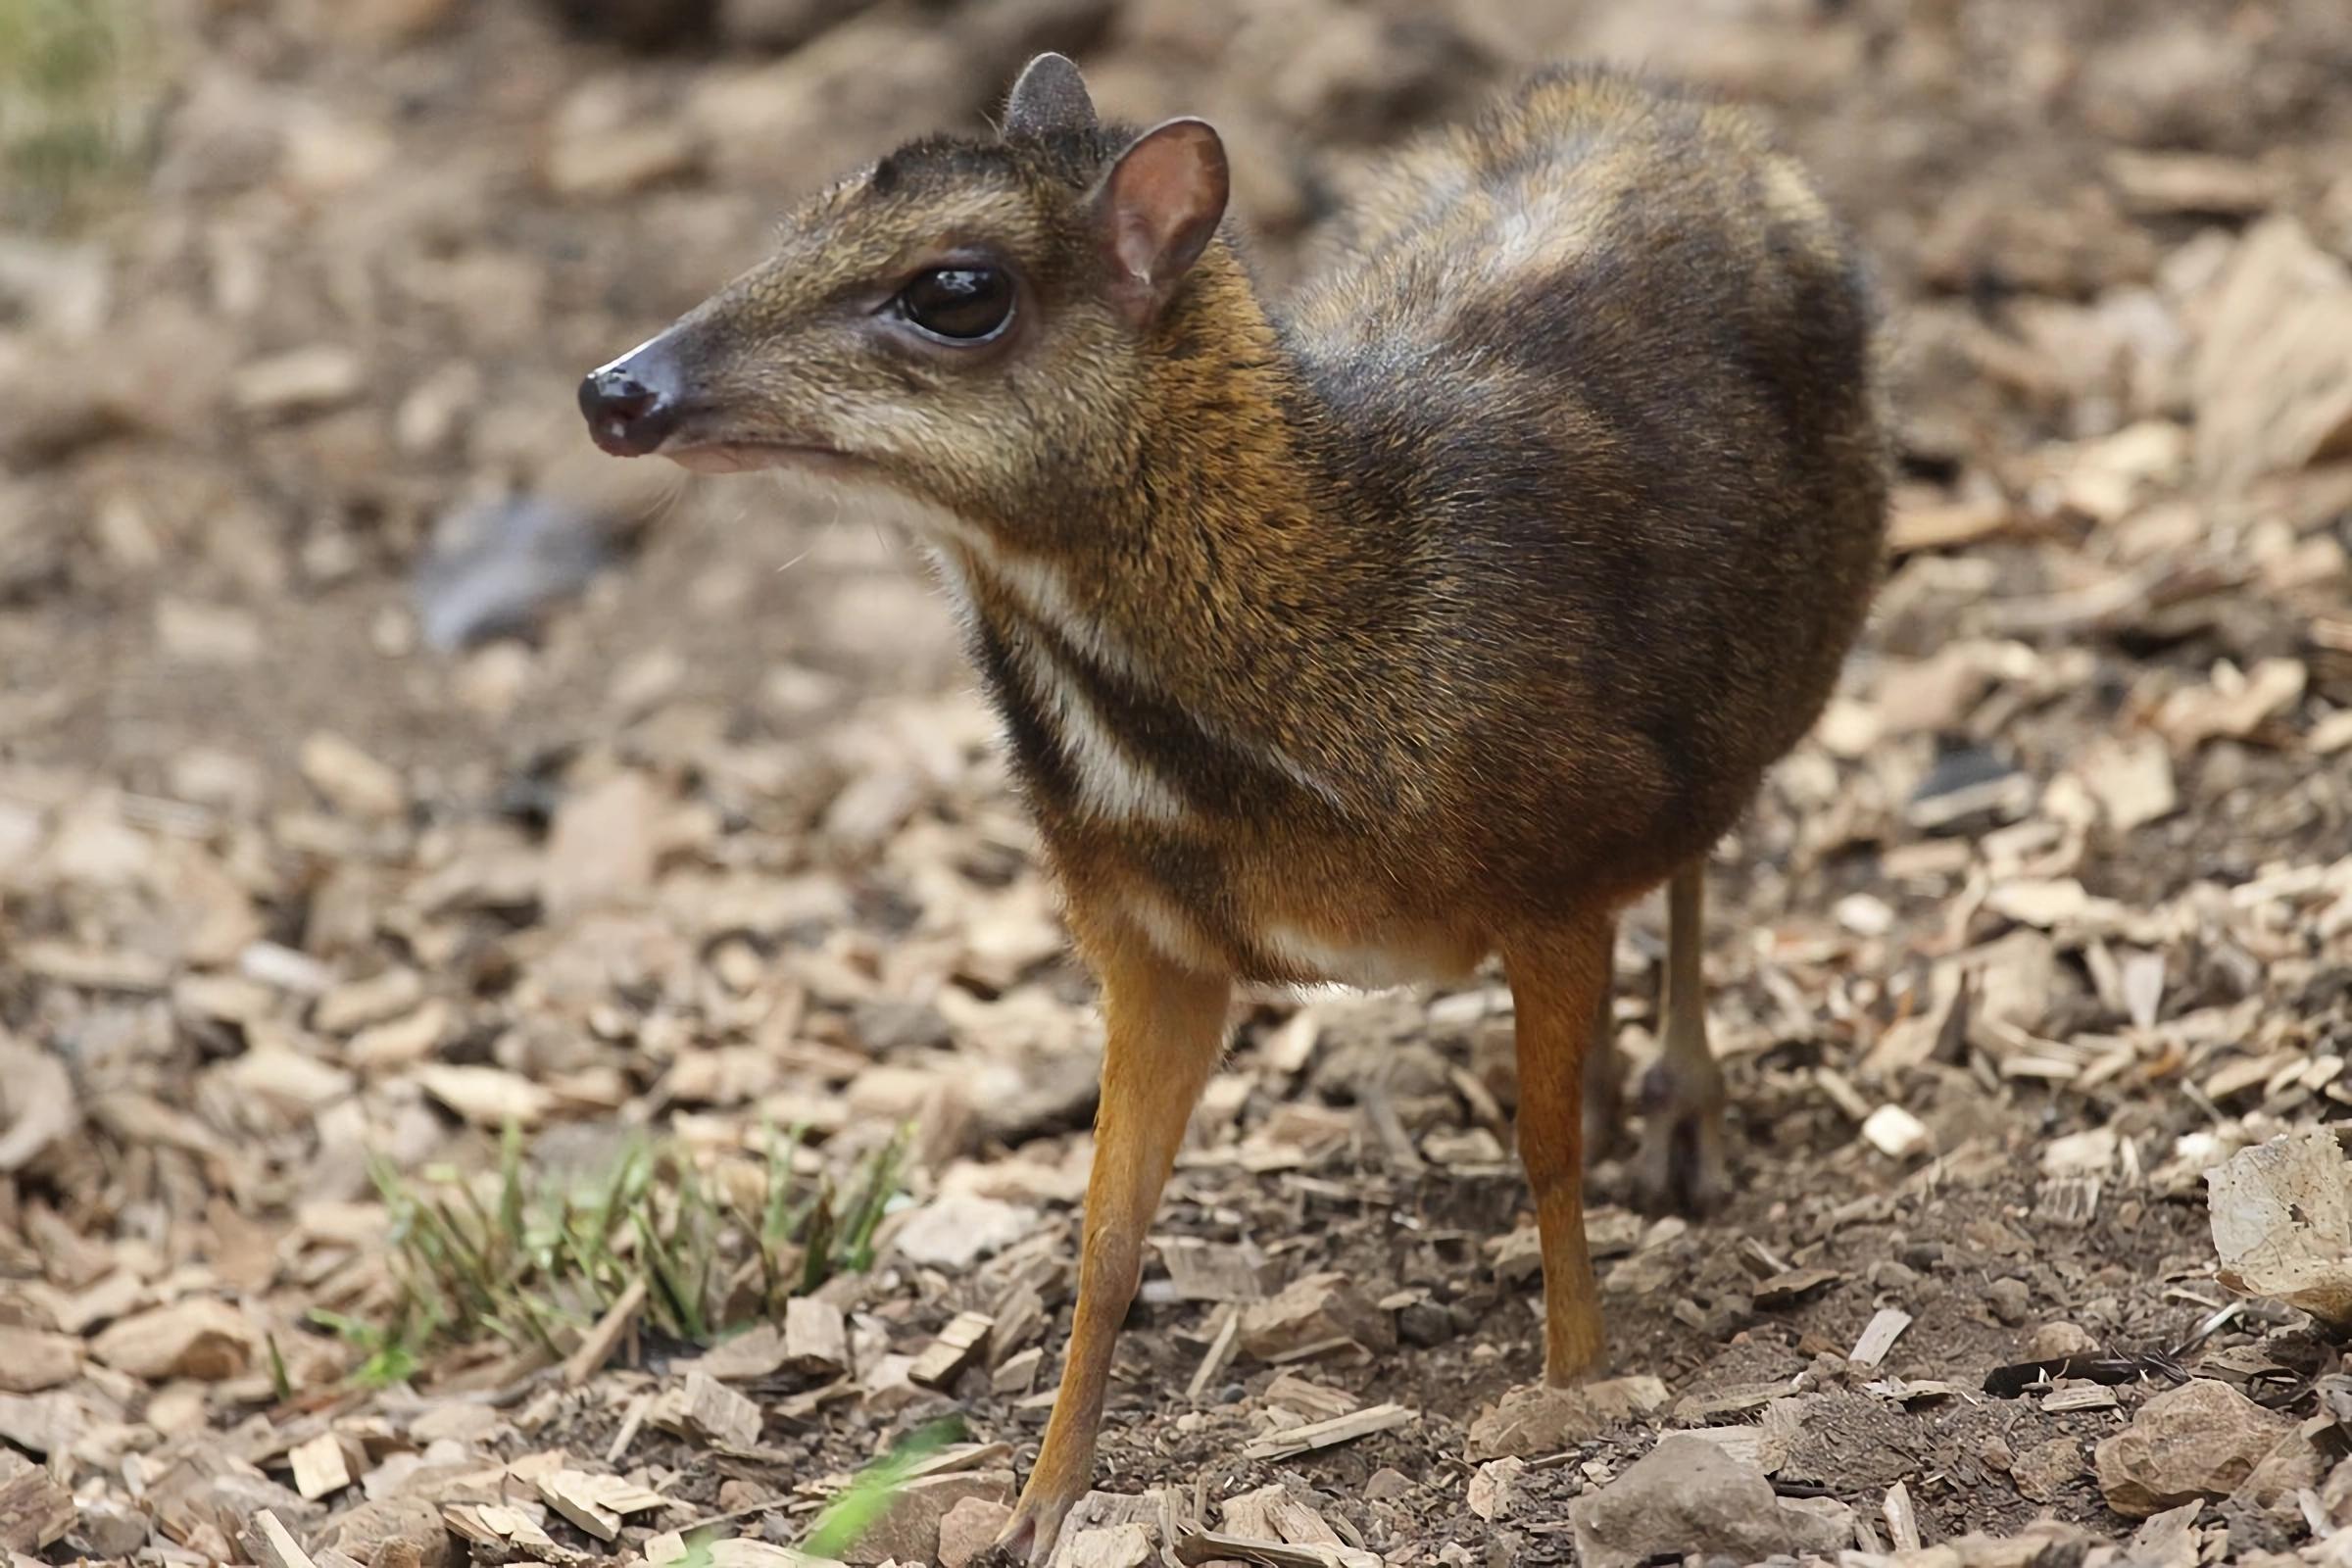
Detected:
left=664, top=444, right=791, bottom=474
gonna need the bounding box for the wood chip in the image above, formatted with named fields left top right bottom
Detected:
left=287, top=1431, right=362, bottom=1501
left=2154, top=659, right=2308, bottom=750
left=564, top=1276, right=646, bottom=1386
left=654, top=1369, right=762, bottom=1449
left=88, top=1298, right=253, bottom=1381
left=1187, top=1302, right=1243, bottom=1400
left=649, top=1538, right=842, bottom=1568
left=606, top=1392, right=653, bottom=1466
left=1753, top=1266, right=1842, bottom=1307
left=1850, top=1308, right=1914, bottom=1369
left=0, top=1449, right=74, bottom=1553
left=248, top=1509, right=318, bottom=1568
left=443, top=1502, right=558, bottom=1553
left=1241, top=1401, right=1415, bottom=1461
left=910, top=1311, right=994, bottom=1391
left=993, top=1346, right=1044, bottom=1396
left=697, top=1321, right=787, bottom=1382
left=1861, top=1104, right=1933, bottom=1160
left=1056, top=1524, right=1156, bottom=1568
left=1883, top=1479, right=1922, bottom=1553
left=298, top=731, right=407, bottom=819
left=987, top=1282, right=1045, bottom=1368
left=1675, top=1381, right=1799, bottom=1420
left=783, top=1296, right=851, bottom=1377
left=1238, top=1272, right=1394, bottom=1364
left=1156, top=1237, right=1280, bottom=1302
left=410, top=1063, right=555, bottom=1127
left=0, top=1325, right=79, bottom=1395
left=0, top=1036, right=77, bottom=1173
left=1261, top=1372, right=1359, bottom=1422
left=532, top=1469, right=672, bottom=1542
left=1890, top=494, right=2012, bottom=552
left=2043, top=1382, right=2121, bottom=1412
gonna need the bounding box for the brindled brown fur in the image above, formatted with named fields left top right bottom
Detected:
left=593, top=58, right=1888, bottom=1561
left=643, top=67, right=1884, bottom=988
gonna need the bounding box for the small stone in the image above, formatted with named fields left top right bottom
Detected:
left=1468, top=1377, right=1668, bottom=1459
left=2027, top=1321, right=2098, bottom=1361
left=1364, top=1467, right=1415, bottom=1502
left=1780, top=1494, right=1857, bottom=1556
left=1570, top=1433, right=1838, bottom=1568
left=2095, top=1378, right=2294, bottom=1517
left=1987, top=1277, right=2033, bottom=1324
left=937, top=1495, right=1012, bottom=1568
left=2012, top=1436, right=2085, bottom=1503
left=1396, top=1299, right=1456, bottom=1348
left=90, top=1298, right=253, bottom=1382
left=841, top=1471, right=1013, bottom=1566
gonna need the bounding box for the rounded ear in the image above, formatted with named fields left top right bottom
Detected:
left=1003, top=52, right=1099, bottom=140
left=1087, top=118, right=1230, bottom=326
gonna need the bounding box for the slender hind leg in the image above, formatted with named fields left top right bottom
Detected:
left=1501, top=915, right=1614, bottom=1382
left=1634, top=861, right=1730, bottom=1215
left=1582, top=915, right=1623, bottom=1163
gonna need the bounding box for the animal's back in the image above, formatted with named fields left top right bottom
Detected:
left=1285, top=67, right=1888, bottom=898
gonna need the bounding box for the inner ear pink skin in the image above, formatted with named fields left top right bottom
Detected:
left=1092, top=118, right=1230, bottom=324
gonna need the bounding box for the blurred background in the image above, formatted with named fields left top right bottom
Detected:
left=5, top=0, right=2352, bottom=1562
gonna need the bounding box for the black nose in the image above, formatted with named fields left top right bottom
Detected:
left=579, top=349, right=681, bottom=457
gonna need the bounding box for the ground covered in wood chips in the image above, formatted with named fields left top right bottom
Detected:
left=6, top=0, right=2352, bottom=1565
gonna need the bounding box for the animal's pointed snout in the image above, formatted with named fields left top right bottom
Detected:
left=579, top=341, right=683, bottom=457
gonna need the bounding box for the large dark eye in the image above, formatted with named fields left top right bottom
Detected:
left=896, top=267, right=1014, bottom=341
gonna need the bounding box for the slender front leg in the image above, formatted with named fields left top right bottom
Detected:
left=1634, top=861, right=1730, bottom=1215
left=998, top=919, right=1232, bottom=1564
left=1501, top=914, right=1614, bottom=1384
left=1583, top=914, right=1623, bottom=1163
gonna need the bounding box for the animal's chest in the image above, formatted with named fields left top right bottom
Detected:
left=945, top=546, right=1481, bottom=989
left=1057, top=820, right=1484, bottom=990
